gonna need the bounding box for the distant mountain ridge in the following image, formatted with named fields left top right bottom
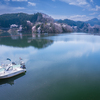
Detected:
left=57, top=19, right=86, bottom=28
left=0, top=12, right=100, bottom=28
left=57, top=18, right=100, bottom=27
left=0, top=12, right=100, bottom=33
left=85, top=18, right=100, bottom=26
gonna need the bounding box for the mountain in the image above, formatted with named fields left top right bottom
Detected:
left=85, top=18, right=100, bottom=26
left=0, top=12, right=72, bottom=33
left=0, top=12, right=54, bottom=28
left=1, top=12, right=100, bottom=33
left=57, top=18, right=100, bottom=33
left=57, top=19, right=87, bottom=28
left=57, top=19, right=76, bottom=26
left=0, top=13, right=30, bottom=28
left=0, top=12, right=86, bottom=29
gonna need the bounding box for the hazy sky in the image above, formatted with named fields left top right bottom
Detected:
left=0, top=0, right=100, bottom=21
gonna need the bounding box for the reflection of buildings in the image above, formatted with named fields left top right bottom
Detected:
left=0, top=73, right=26, bottom=86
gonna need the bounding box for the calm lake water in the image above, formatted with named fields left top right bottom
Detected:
left=0, top=32, right=100, bottom=100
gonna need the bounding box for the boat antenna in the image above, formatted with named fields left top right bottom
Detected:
left=19, top=57, right=22, bottom=60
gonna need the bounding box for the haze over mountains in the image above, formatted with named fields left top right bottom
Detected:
left=57, top=18, right=100, bottom=27
left=85, top=18, right=100, bottom=26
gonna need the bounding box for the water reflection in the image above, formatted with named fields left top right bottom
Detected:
left=10, top=32, right=22, bottom=40
left=0, top=73, right=26, bottom=86
left=32, top=32, right=36, bottom=38
left=0, top=32, right=53, bottom=49
left=0, top=32, right=100, bottom=100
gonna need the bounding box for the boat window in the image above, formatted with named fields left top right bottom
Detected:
left=6, top=66, right=13, bottom=71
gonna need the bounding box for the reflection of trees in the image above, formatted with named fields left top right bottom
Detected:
left=8, top=29, right=23, bottom=40
left=10, top=32, right=22, bottom=40
left=28, top=38, right=53, bottom=49
left=0, top=73, right=25, bottom=86
left=0, top=33, right=54, bottom=49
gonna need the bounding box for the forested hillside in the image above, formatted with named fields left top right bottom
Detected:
left=0, top=13, right=53, bottom=28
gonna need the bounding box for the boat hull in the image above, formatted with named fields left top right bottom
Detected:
left=0, top=69, right=26, bottom=79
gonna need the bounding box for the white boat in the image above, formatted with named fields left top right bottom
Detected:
left=0, top=58, right=26, bottom=79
